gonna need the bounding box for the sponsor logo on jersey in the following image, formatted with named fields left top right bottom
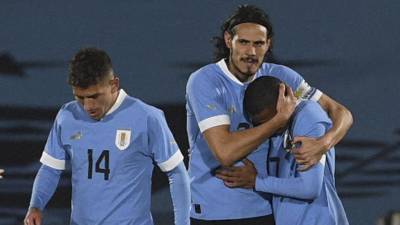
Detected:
left=115, top=129, right=131, bottom=150
left=70, top=131, right=82, bottom=140
left=206, top=104, right=216, bottom=110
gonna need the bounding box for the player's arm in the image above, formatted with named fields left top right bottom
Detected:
left=165, top=162, right=190, bottom=225
left=216, top=123, right=327, bottom=200
left=215, top=156, right=324, bottom=200
left=292, top=94, right=353, bottom=170
left=25, top=109, right=67, bottom=225
left=274, top=66, right=352, bottom=170
left=148, top=110, right=190, bottom=225
left=256, top=122, right=327, bottom=199
left=203, top=84, right=296, bottom=167
left=255, top=157, right=325, bottom=199
left=24, top=165, right=62, bottom=225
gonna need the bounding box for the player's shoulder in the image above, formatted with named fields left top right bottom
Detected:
left=259, top=61, right=286, bottom=71
left=124, top=96, right=164, bottom=120
left=259, top=62, right=300, bottom=79
left=56, top=100, right=82, bottom=122
left=187, top=62, right=222, bottom=86
left=294, top=101, right=331, bottom=130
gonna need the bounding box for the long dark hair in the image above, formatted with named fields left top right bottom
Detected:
left=212, top=5, right=274, bottom=62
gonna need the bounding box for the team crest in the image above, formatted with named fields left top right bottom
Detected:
left=115, top=129, right=131, bottom=150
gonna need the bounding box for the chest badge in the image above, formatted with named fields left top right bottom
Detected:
left=115, top=129, right=131, bottom=151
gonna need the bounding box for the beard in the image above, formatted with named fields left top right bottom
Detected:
left=228, top=53, right=265, bottom=82
left=239, top=57, right=260, bottom=76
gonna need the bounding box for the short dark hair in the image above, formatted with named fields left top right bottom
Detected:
left=213, top=4, right=274, bottom=62
left=68, top=47, right=113, bottom=88
left=243, top=76, right=281, bottom=122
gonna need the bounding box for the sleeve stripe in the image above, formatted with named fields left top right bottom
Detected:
left=310, top=89, right=323, bottom=102
left=158, top=150, right=184, bottom=172
left=295, top=80, right=322, bottom=102
left=198, top=115, right=230, bottom=133
left=40, top=151, right=66, bottom=170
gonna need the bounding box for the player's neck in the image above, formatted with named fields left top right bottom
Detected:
left=103, top=89, right=120, bottom=117
left=109, top=89, right=120, bottom=110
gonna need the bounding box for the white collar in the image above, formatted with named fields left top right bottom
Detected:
left=217, top=59, right=257, bottom=86
left=105, top=89, right=127, bottom=116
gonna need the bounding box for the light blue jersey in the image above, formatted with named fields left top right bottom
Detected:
left=39, top=90, right=184, bottom=225
left=186, top=59, right=322, bottom=220
left=256, top=101, right=349, bottom=225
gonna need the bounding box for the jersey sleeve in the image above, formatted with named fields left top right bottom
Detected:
left=166, top=162, right=191, bottom=225
left=148, top=110, right=184, bottom=172
left=39, top=110, right=68, bottom=170
left=186, top=71, right=230, bottom=132
left=29, top=165, right=62, bottom=210
left=269, top=65, right=322, bottom=102
left=255, top=123, right=327, bottom=200
left=255, top=105, right=330, bottom=199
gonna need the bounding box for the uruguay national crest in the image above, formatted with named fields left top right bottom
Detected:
left=115, top=129, right=131, bottom=150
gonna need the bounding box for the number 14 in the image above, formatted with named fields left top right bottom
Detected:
left=87, top=149, right=110, bottom=180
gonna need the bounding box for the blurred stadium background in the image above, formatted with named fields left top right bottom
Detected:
left=1, top=1, right=399, bottom=224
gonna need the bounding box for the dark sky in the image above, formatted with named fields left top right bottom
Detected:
left=1, top=1, right=398, bottom=105
left=1, top=1, right=399, bottom=144
left=2, top=0, right=399, bottom=137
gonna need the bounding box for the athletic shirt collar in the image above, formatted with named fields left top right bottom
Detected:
left=217, top=59, right=257, bottom=86
left=105, top=89, right=127, bottom=116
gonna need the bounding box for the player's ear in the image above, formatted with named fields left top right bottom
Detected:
left=224, top=31, right=233, bottom=49
left=111, top=76, right=120, bottom=93
left=266, top=38, right=272, bottom=50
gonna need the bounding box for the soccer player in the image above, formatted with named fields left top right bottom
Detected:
left=185, top=4, right=352, bottom=225
left=24, top=48, right=190, bottom=225
left=216, top=76, right=349, bottom=225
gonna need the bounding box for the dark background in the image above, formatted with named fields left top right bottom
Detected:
left=1, top=1, right=399, bottom=224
